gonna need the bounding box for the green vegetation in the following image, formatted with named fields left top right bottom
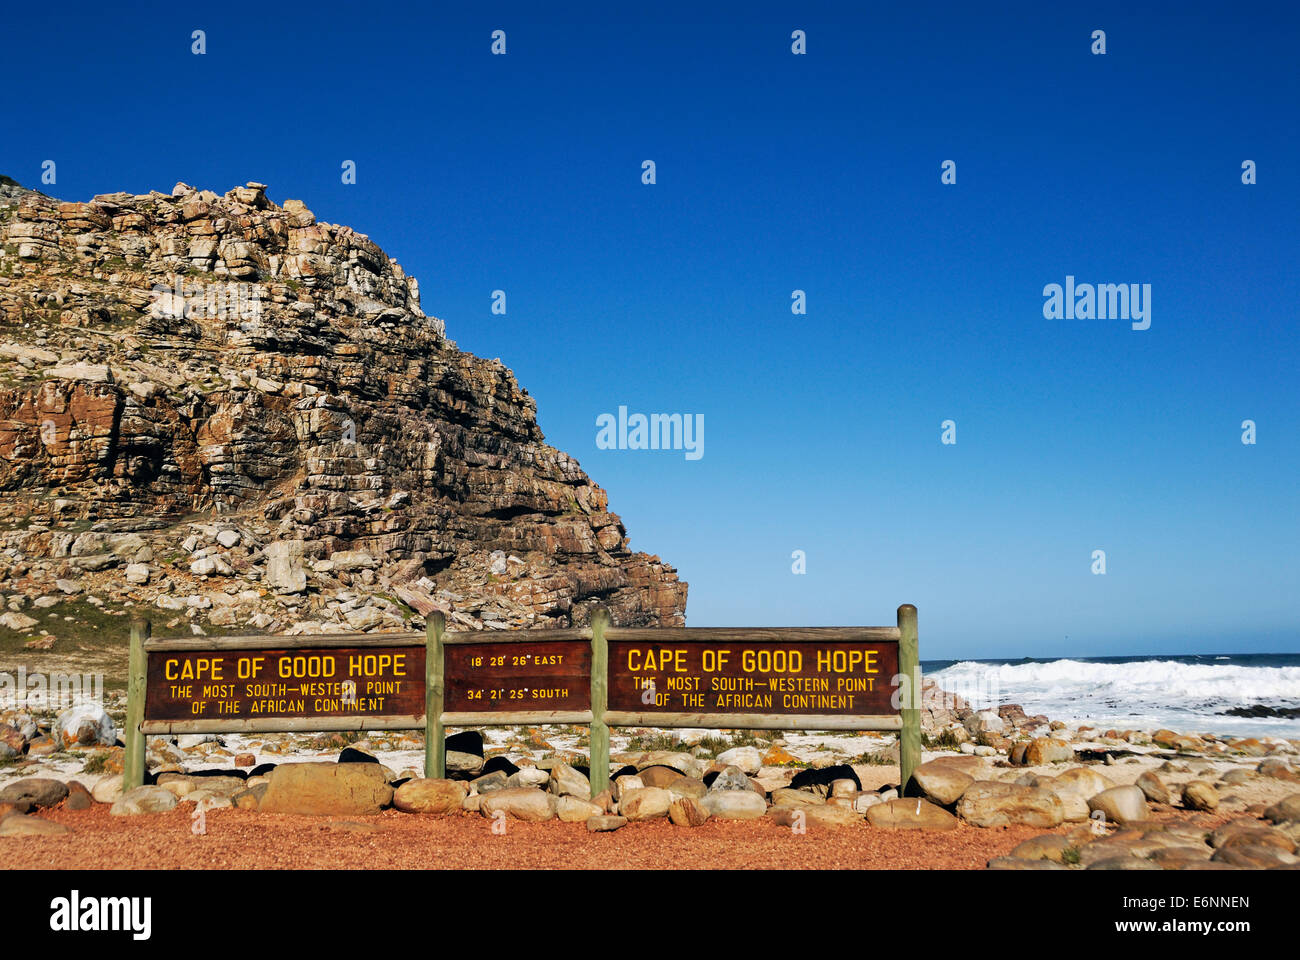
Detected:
left=921, top=728, right=964, bottom=751
left=852, top=750, right=897, bottom=766
left=1061, top=846, right=1081, bottom=866
left=623, top=731, right=683, bottom=753
left=373, top=593, right=416, bottom=623
left=81, top=751, right=111, bottom=775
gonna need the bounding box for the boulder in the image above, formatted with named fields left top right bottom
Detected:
left=707, top=765, right=752, bottom=792
left=232, top=784, right=268, bottom=810
left=611, top=775, right=644, bottom=800
left=987, top=856, right=1067, bottom=870
left=667, top=777, right=708, bottom=800
left=1087, top=785, right=1148, bottom=825
left=638, top=765, right=685, bottom=789
left=1212, top=844, right=1299, bottom=869
left=556, top=796, right=604, bottom=822
left=633, top=751, right=702, bottom=778
left=445, top=751, right=485, bottom=776
left=110, top=785, right=178, bottom=816
left=65, top=781, right=93, bottom=811
left=1258, top=759, right=1300, bottom=782
left=264, top=540, right=307, bottom=593
left=586, top=815, right=627, bottom=832
left=668, top=796, right=711, bottom=827
left=1212, top=821, right=1295, bottom=854
left=771, top=787, right=825, bottom=808
left=964, top=710, right=1005, bottom=737
left=0, top=814, right=71, bottom=836
left=471, top=770, right=508, bottom=794
left=393, top=778, right=466, bottom=814
left=700, top=790, right=768, bottom=820
left=716, top=746, right=763, bottom=775
left=91, top=774, right=124, bottom=804
left=258, top=762, right=392, bottom=815
left=479, top=787, right=557, bottom=823
left=158, top=775, right=245, bottom=800
left=1136, top=771, right=1172, bottom=804
left=956, top=782, right=1064, bottom=828
left=1008, top=834, right=1074, bottom=863
left=1263, top=794, right=1300, bottom=823
left=866, top=798, right=959, bottom=830
left=620, top=786, right=672, bottom=821
left=769, top=804, right=863, bottom=829
left=1088, top=856, right=1165, bottom=871
left=1182, top=780, right=1219, bottom=812
left=548, top=761, right=590, bottom=799
left=911, top=760, right=974, bottom=805
left=54, top=703, right=116, bottom=747
left=505, top=767, right=550, bottom=790
left=1052, top=766, right=1114, bottom=797
left=1023, top=738, right=1073, bottom=765
left=853, top=793, right=883, bottom=814
left=1033, top=779, right=1091, bottom=822
left=0, top=778, right=69, bottom=810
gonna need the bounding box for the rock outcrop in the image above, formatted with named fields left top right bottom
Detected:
left=0, top=176, right=686, bottom=631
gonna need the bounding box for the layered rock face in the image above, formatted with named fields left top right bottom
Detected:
left=0, top=176, right=685, bottom=630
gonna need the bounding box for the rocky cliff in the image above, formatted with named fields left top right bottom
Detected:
left=0, top=176, right=686, bottom=636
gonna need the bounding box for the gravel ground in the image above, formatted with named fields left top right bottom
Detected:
left=1, top=805, right=1061, bottom=870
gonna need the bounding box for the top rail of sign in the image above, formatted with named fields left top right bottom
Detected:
left=143, top=624, right=902, bottom=653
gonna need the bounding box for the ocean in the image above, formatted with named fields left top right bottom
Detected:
left=926, top=653, right=1300, bottom=740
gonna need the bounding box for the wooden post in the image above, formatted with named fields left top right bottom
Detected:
left=589, top=606, right=610, bottom=798
left=123, top=619, right=150, bottom=790
left=897, top=603, right=922, bottom=793
left=426, top=613, right=445, bottom=779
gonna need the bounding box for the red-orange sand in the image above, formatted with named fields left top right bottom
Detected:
left=1, top=805, right=1060, bottom=870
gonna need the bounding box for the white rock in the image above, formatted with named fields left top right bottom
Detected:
left=264, top=540, right=307, bottom=593
left=964, top=710, right=1005, bottom=736
left=716, top=746, right=763, bottom=775
left=111, top=785, right=178, bottom=816
left=92, top=774, right=124, bottom=804
left=55, top=702, right=117, bottom=746
left=0, top=611, right=40, bottom=630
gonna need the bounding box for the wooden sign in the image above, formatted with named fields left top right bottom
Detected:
left=442, top=639, right=591, bottom=713
left=123, top=606, right=922, bottom=800
left=138, top=635, right=427, bottom=736
left=606, top=636, right=899, bottom=716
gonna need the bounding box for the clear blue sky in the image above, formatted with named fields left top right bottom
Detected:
left=4, top=2, right=1297, bottom=657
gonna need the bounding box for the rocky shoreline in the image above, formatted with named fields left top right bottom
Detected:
left=3, top=688, right=1298, bottom=870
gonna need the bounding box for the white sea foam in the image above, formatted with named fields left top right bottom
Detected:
left=930, top=658, right=1300, bottom=738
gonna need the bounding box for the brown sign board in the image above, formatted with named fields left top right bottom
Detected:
left=124, top=608, right=920, bottom=795
left=144, top=645, right=426, bottom=723
left=607, top=639, right=900, bottom=716
left=443, top=640, right=591, bottom=713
